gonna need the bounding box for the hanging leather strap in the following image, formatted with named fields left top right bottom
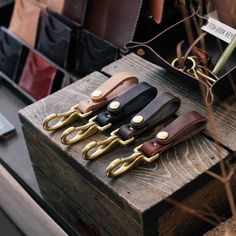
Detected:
left=116, top=92, right=181, bottom=140
left=140, top=111, right=207, bottom=157
left=94, top=82, right=157, bottom=126
left=78, top=71, right=138, bottom=114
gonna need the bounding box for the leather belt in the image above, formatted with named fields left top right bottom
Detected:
left=82, top=92, right=181, bottom=160
left=43, top=71, right=138, bottom=131
left=61, top=82, right=157, bottom=145
left=106, top=111, right=207, bottom=177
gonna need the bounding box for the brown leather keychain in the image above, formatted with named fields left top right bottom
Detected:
left=43, top=72, right=138, bottom=131
left=106, top=111, right=207, bottom=177
left=82, top=92, right=181, bottom=160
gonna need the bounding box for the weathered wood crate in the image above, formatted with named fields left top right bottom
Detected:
left=19, top=53, right=236, bottom=236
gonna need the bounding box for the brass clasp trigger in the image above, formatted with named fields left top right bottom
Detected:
left=82, top=129, right=135, bottom=160
left=106, top=145, right=160, bottom=178
left=43, top=105, right=92, bottom=131
left=61, top=116, right=112, bottom=145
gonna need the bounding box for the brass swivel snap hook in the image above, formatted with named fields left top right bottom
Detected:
left=43, top=105, right=92, bottom=131
left=60, top=116, right=112, bottom=145
left=106, top=145, right=160, bottom=178
left=82, top=129, right=135, bottom=160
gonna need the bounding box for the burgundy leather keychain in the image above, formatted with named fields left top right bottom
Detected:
left=43, top=72, right=138, bottom=131
left=106, top=111, right=207, bottom=177
left=82, top=92, right=181, bottom=160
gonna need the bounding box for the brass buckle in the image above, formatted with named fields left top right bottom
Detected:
left=106, top=145, right=160, bottom=178
left=60, top=116, right=112, bottom=145
left=82, top=129, right=135, bottom=160
left=43, top=105, right=92, bottom=131
left=171, top=56, right=217, bottom=86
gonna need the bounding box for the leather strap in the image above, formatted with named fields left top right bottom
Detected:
left=116, top=92, right=181, bottom=140
left=77, top=72, right=138, bottom=113
left=95, top=82, right=157, bottom=126
left=140, top=111, right=207, bottom=157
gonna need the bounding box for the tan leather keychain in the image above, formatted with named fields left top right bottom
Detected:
left=43, top=72, right=138, bottom=131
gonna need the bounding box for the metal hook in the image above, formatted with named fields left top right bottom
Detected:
left=82, top=129, right=135, bottom=160
left=43, top=105, right=92, bottom=131
left=106, top=145, right=160, bottom=178
left=60, top=116, right=112, bottom=145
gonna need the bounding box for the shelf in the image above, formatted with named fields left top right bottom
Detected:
left=0, top=72, right=36, bottom=104
left=1, top=26, right=81, bottom=83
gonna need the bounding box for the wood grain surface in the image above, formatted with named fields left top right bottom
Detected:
left=19, top=70, right=229, bottom=225
left=102, top=53, right=236, bottom=151
left=0, top=164, right=67, bottom=236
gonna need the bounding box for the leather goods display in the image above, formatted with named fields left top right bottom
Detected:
left=84, top=0, right=144, bottom=48
left=60, top=82, right=157, bottom=145
left=106, top=111, right=207, bottom=177
left=37, top=10, right=79, bottom=69
left=9, top=0, right=46, bottom=47
left=43, top=72, right=139, bottom=131
left=82, top=92, right=181, bottom=160
left=36, top=0, right=65, bottom=13
left=127, top=12, right=236, bottom=104
left=18, top=51, right=58, bottom=100
left=0, top=28, right=28, bottom=82
left=75, top=30, right=119, bottom=76
left=62, top=0, right=88, bottom=25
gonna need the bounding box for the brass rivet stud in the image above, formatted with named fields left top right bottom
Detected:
left=132, top=115, right=144, bottom=124
left=109, top=101, right=120, bottom=110
left=156, top=131, right=169, bottom=140
left=92, top=90, right=102, bottom=98
left=136, top=48, right=145, bottom=56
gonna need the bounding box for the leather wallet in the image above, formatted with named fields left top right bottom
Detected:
left=0, top=28, right=28, bottom=82
left=9, top=0, right=46, bottom=47
left=75, top=29, right=119, bottom=76
left=37, top=10, right=79, bottom=69
left=85, top=0, right=144, bottom=48
left=18, top=51, right=58, bottom=100
left=62, top=0, right=88, bottom=25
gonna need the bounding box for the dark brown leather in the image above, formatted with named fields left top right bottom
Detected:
left=9, top=0, right=46, bottom=47
left=94, top=82, right=157, bottom=126
left=140, top=111, right=207, bottom=157
left=211, top=0, right=236, bottom=28
left=126, top=12, right=236, bottom=104
left=117, top=92, right=181, bottom=140
left=85, top=0, right=144, bottom=48
left=62, top=0, right=88, bottom=25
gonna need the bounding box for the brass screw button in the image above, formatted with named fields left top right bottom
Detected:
left=156, top=131, right=169, bottom=140
left=137, top=48, right=145, bottom=56
left=92, top=90, right=102, bottom=98
left=132, top=115, right=144, bottom=124
left=109, top=101, right=120, bottom=110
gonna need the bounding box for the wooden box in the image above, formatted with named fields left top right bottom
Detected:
left=19, top=54, right=236, bottom=236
